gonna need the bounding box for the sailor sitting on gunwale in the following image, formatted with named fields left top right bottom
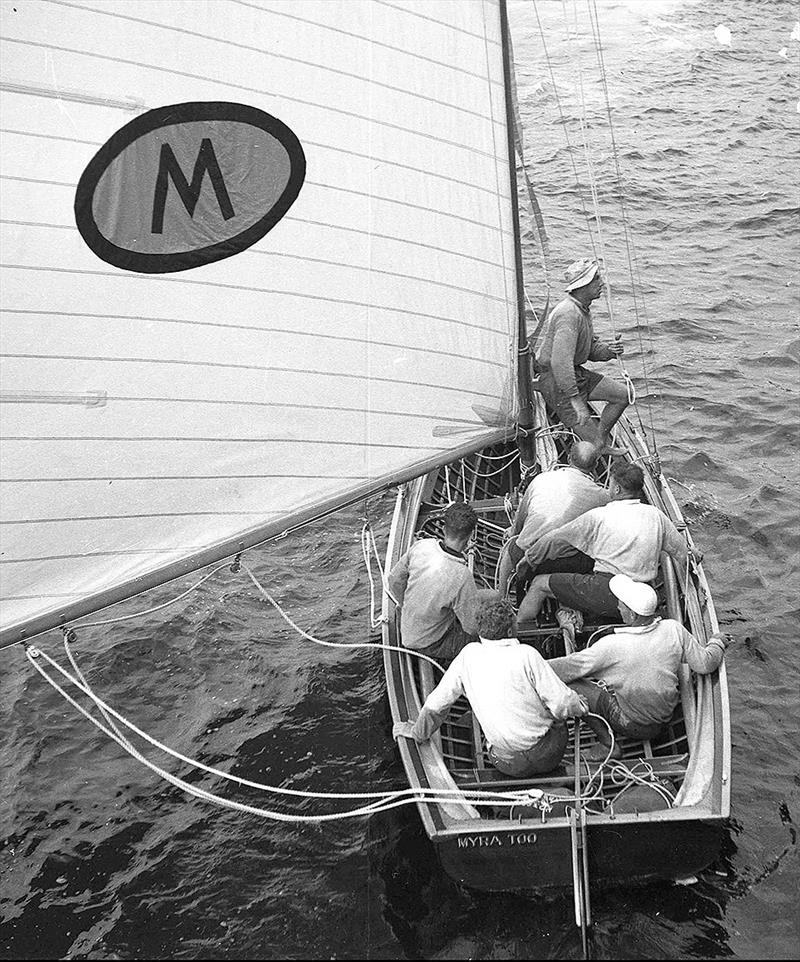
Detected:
left=548, top=575, right=732, bottom=761
left=516, top=460, right=690, bottom=627
left=393, top=600, right=588, bottom=778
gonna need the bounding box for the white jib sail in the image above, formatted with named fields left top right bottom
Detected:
left=0, top=0, right=520, bottom=641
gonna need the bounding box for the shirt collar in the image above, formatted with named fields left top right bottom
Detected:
left=478, top=636, right=520, bottom=647
left=614, top=617, right=662, bottom=635
left=615, top=498, right=643, bottom=505
left=438, top=539, right=467, bottom=561
left=566, top=294, right=590, bottom=315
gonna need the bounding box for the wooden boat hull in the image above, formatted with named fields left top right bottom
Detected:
left=435, top=818, right=725, bottom=892
left=383, top=400, right=731, bottom=892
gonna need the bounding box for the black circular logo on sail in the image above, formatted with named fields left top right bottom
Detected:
left=75, top=102, right=306, bottom=273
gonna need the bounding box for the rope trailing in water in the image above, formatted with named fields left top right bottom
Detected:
left=68, top=560, right=232, bottom=629
left=570, top=719, right=593, bottom=959
left=26, top=637, right=663, bottom=831
left=241, top=561, right=446, bottom=675
left=25, top=644, right=585, bottom=818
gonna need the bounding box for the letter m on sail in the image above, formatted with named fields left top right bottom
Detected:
left=151, top=138, right=235, bottom=234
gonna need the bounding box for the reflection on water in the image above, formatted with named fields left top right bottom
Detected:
left=370, top=799, right=742, bottom=961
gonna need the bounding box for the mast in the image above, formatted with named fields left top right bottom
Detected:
left=498, top=0, right=536, bottom=469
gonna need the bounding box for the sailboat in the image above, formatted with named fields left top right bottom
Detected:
left=0, top=0, right=729, bottom=913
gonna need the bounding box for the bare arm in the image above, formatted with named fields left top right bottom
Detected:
left=661, top=517, right=689, bottom=568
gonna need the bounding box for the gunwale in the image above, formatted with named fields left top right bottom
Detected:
left=381, top=397, right=731, bottom=890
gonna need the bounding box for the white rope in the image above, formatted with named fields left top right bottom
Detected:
left=63, top=630, right=133, bottom=751
left=361, top=520, right=401, bottom=629
left=467, top=450, right=521, bottom=479
left=241, top=562, right=446, bottom=675
left=26, top=645, right=670, bottom=823
left=68, top=560, right=232, bottom=629
left=27, top=645, right=551, bottom=811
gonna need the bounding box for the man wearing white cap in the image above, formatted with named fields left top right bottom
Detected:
left=535, top=258, right=628, bottom=450
left=548, top=575, right=732, bottom=760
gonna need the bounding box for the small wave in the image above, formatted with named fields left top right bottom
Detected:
left=742, top=120, right=777, bottom=133
left=784, top=338, right=800, bottom=361
left=732, top=207, right=799, bottom=229
left=695, top=294, right=752, bottom=314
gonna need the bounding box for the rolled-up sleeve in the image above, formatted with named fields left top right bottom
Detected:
left=679, top=626, right=725, bottom=674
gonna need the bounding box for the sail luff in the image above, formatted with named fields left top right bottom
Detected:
left=498, top=0, right=535, bottom=466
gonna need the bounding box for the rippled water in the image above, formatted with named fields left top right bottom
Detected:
left=2, top=1, right=798, bottom=959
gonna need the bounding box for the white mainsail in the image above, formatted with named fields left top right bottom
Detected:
left=0, top=0, right=521, bottom=642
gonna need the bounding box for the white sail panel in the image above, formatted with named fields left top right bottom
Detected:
left=0, top=0, right=519, bottom=639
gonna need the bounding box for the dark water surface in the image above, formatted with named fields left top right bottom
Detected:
left=2, top=1, right=798, bottom=958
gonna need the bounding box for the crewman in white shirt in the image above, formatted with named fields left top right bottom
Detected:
left=549, top=575, right=731, bottom=760
left=388, top=501, right=490, bottom=662
left=517, top=459, right=690, bottom=627
left=497, top=440, right=610, bottom=597
left=394, top=600, right=588, bottom=777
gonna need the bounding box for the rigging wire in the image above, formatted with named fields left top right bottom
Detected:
left=584, top=0, right=663, bottom=454
left=531, top=0, right=601, bottom=259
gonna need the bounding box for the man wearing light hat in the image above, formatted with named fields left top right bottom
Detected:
left=548, top=574, right=732, bottom=761
left=535, top=258, right=629, bottom=450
